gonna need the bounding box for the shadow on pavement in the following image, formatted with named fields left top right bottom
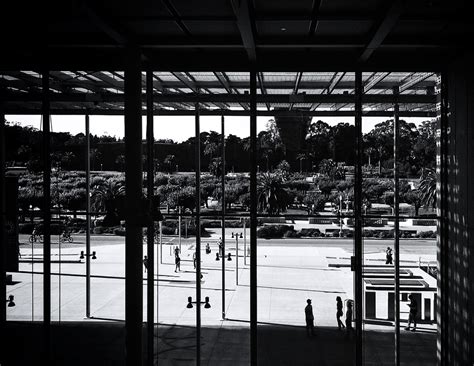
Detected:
left=3, top=321, right=436, bottom=365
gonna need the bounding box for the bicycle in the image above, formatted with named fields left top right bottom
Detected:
left=59, top=231, right=73, bottom=243
left=29, top=233, right=43, bottom=243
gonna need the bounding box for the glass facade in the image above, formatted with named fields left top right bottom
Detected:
left=2, top=70, right=440, bottom=365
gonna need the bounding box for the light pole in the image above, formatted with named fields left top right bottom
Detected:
left=231, top=232, right=242, bottom=285
left=243, top=218, right=247, bottom=265
left=339, top=195, right=343, bottom=238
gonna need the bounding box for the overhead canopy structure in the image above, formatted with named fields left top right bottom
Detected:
left=0, top=71, right=437, bottom=116
left=2, top=1, right=471, bottom=115
left=1, top=0, right=472, bottom=71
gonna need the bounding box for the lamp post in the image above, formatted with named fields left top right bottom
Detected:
left=231, top=232, right=242, bottom=285
left=243, top=218, right=247, bottom=265
left=339, top=195, right=343, bottom=238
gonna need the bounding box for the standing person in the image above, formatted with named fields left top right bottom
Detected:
left=143, top=255, right=148, bottom=273
left=345, top=300, right=354, bottom=339
left=206, top=243, right=211, bottom=254
left=304, top=299, right=316, bottom=337
left=193, top=251, right=197, bottom=269
left=175, top=253, right=181, bottom=273
left=386, top=246, right=393, bottom=264
left=219, top=240, right=224, bottom=257
left=405, top=294, right=418, bottom=331
left=336, top=296, right=345, bottom=330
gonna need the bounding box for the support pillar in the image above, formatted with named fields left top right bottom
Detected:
left=195, top=98, right=202, bottom=365
left=124, top=48, right=143, bottom=366
left=146, top=70, right=155, bottom=366
left=221, top=115, right=226, bottom=320
left=393, top=86, right=401, bottom=366
left=354, top=71, right=363, bottom=366
left=42, top=70, right=52, bottom=363
left=250, top=69, right=258, bottom=366
left=0, top=108, right=6, bottom=350
left=85, top=114, right=91, bottom=318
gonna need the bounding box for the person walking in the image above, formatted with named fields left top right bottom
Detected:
left=405, top=294, right=418, bottom=331
left=386, top=246, right=393, bottom=265
left=175, top=253, right=181, bottom=272
left=174, top=246, right=180, bottom=258
left=305, top=299, right=316, bottom=337
left=345, top=300, right=354, bottom=339
left=143, top=255, right=148, bottom=273
left=336, top=296, right=345, bottom=330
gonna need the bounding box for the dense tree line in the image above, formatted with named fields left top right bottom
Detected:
left=5, top=117, right=436, bottom=178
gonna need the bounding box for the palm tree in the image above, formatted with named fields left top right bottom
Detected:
left=91, top=179, right=125, bottom=226
left=257, top=172, right=289, bottom=214
left=419, top=168, right=438, bottom=208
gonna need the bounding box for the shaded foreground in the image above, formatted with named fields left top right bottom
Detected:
left=3, top=321, right=435, bottom=365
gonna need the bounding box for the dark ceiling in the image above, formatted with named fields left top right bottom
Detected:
left=1, top=0, right=472, bottom=70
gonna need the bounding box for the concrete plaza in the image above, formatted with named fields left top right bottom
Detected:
left=5, top=230, right=437, bottom=365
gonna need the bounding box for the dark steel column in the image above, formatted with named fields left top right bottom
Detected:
left=250, top=70, right=258, bottom=366
left=124, top=48, right=143, bottom=366
left=85, top=114, right=91, bottom=318
left=393, top=86, right=401, bottom=366
left=221, top=115, right=226, bottom=320
left=354, top=71, right=363, bottom=366
left=41, top=70, right=52, bottom=362
left=436, top=72, right=448, bottom=366
left=195, top=98, right=202, bottom=366
left=0, top=110, right=6, bottom=334
left=146, top=70, right=155, bottom=366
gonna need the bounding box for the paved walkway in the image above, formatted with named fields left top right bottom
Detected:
left=6, top=235, right=437, bottom=365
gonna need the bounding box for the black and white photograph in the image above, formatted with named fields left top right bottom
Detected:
left=0, top=1, right=473, bottom=365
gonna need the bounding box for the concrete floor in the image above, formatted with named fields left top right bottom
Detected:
left=5, top=233, right=437, bottom=365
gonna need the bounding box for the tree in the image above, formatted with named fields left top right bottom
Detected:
left=163, top=154, right=176, bottom=173
left=419, top=168, right=438, bottom=208
left=91, top=179, right=125, bottom=226
left=208, top=157, right=222, bottom=178
left=403, top=189, right=423, bottom=216
left=257, top=172, right=289, bottom=214
left=115, top=154, right=126, bottom=172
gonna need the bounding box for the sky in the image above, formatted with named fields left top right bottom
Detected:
left=6, top=114, right=431, bottom=142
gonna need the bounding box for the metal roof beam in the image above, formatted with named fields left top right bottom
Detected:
left=0, top=91, right=436, bottom=104
left=311, top=71, right=345, bottom=111
left=231, top=0, right=257, bottom=62
left=399, top=72, right=434, bottom=93
left=81, top=2, right=129, bottom=45
left=363, top=72, right=390, bottom=93
left=289, top=72, right=303, bottom=111
left=213, top=72, right=249, bottom=110
left=359, top=0, right=404, bottom=63
left=258, top=72, right=271, bottom=111
left=161, top=0, right=192, bottom=37
left=308, top=0, right=322, bottom=36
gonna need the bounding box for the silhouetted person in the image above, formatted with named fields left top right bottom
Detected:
left=206, top=242, right=211, bottom=254
left=143, top=255, right=148, bottom=273
left=215, top=252, right=220, bottom=261
left=336, top=296, right=345, bottom=330
left=218, top=239, right=223, bottom=257
left=405, top=294, right=418, bottom=331
left=386, top=246, right=393, bottom=265
left=305, top=299, right=316, bottom=337
left=345, top=301, right=354, bottom=339
left=174, top=246, right=180, bottom=258
left=175, top=254, right=181, bottom=272
left=193, top=251, right=197, bottom=269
